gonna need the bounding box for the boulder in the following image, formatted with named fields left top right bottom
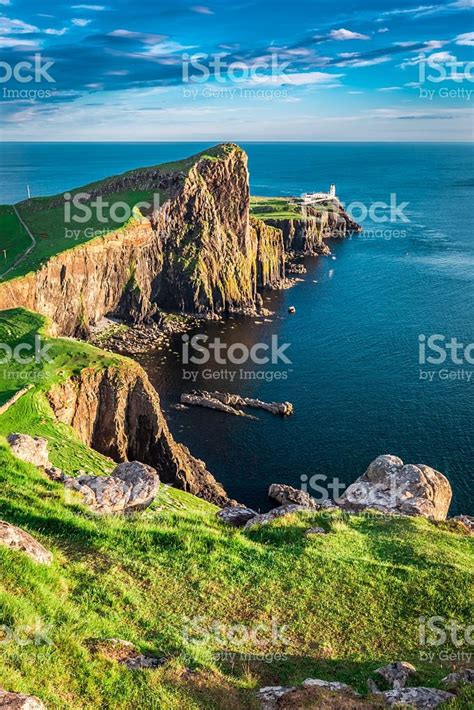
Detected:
left=305, top=527, right=327, bottom=536
left=382, top=687, right=454, bottom=708
left=449, top=515, right=474, bottom=534
left=0, top=521, right=52, bottom=565
left=375, top=662, right=416, bottom=689
left=217, top=505, right=257, bottom=527
left=441, top=669, right=474, bottom=686
left=257, top=686, right=294, bottom=710
left=65, top=461, right=159, bottom=514
left=0, top=688, right=47, bottom=709
left=87, top=638, right=164, bottom=669
left=340, top=455, right=452, bottom=520
left=7, top=434, right=51, bottom=469
left=244, top=504, right=311, bottom=529
left=268, top=484, right=318, bottom=508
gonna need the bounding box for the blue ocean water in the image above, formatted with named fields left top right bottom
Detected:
left=1, top=142, right=473, bottom=514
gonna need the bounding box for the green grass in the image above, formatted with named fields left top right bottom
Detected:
left=250, top=196, right=328, bottom=222
left=0, top=308, right=473, bottom=708
left=0, top=441, right=473, bottom=708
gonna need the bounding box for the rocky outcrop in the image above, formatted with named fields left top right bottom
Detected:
left=340, top=455, right=452, bottom=520
left=265, top=203, right=361, bottom=257
left=252, top=216, right=286, bottom=288
left=375, top=662, right=416, bottom=690
left=217, top=505, right=257, bottom=527
left=244, top=504, right=311, bottom=529
left=0, top=689, right=47, bottom=709
left=7, top=433, right=51, bottom=469
left=0, top=521, right=52, bottom=565
left=442, top=669, right=474, bottom=686
left=382, top=688, right=454, bottom=708
left=268, top=483, right=318, bottom=508
left=181, top=391, right=293, bottom=418
left=0, top=145, right=282, bottom=334
left=63, top=461, right=160, bottom=514
left=46, top=362, right=229, bottom=505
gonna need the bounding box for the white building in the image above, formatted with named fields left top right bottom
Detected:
left=302, top=184, right=338, bottom=204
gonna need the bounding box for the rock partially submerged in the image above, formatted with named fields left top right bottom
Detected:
left=0, top=688, right=47, bottom=709
left=0, top=521, right=52, bottom=565
left=181, top=391, right=293, bottom=418
left=64, top=461, right=160, bottom=514
left=340, top=455, right=452, bottom=520
left=382, top=687, right=454, bottom=708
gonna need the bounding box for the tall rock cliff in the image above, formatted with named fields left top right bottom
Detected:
left=46, top=361, right=229, bottom=505
left=0, top=144, right=283, bottom=335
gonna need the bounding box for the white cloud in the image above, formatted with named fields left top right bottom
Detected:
left=336, top=55, right=391, bottom=67
left=0, top=37, right=39, bottom=48
left=450, top=0, right=474, bottom=7
left=0, top=0, right=11, bottom=5
left=382, top=5, right=436, bottom=16
left=71, top=4, right=107, bottom=9
left=191, top=5, right=214, bottom=14
left=378, top=27, right=389, bottom=33
left=72, top=18, right=92, bottom=26
left=329, top=28, right=370, bottom=41
left=45, top=27, right=69, bottom=35
left=0, top=17, right=39, bottom=34
left=377, top=86, right=401, bottom=91
left=455, top=31, right=474, bottom=45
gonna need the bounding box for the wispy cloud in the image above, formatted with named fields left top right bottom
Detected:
left=329, top=28, right=370, bottom=41
left=455, top=31, right=474, bottom=44
left=191, top=5, right=214, bottom=14
left=72, top=18, right=92, bottom=27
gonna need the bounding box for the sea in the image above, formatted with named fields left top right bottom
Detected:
left=1, top=141, right=473, bottom=514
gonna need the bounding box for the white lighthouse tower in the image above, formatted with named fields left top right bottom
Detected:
left=329, top=183, right=336, bottom=198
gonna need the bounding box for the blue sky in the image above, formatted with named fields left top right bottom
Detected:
left=0, top=0, right=473, bottom=140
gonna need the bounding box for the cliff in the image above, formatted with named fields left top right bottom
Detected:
left=0, top=144, right=285, bottom=336
left=46, top=361, right=229, bottom=505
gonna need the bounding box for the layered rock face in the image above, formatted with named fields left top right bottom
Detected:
left=46, top=362, right=229, bottom=505
left=0, top=144, right=284, bottom=335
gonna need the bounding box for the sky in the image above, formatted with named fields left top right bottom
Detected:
left=0, top=0, right=473, bottom=141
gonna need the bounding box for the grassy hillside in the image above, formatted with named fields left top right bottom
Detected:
left=0, top=439, right=473, bottom=708
left=0, top=311, right=473, bottom=709
left=0, top=144, right=232, bottom=282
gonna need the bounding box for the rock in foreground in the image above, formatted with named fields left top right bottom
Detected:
left=268, top=483, right=319, bottom=508
left=382, top=687, right=454, bottom=708
left=64, top=461, right=159, bottom=514
left=340, top=455, right=452, bottom=520
left=0, top=521, right=52, bottom=565
left=0, top=688, right=47, bottom=709
left=7, top=434, right=51, bottom=469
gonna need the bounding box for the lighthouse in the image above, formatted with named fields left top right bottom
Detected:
left=329, top=183, right=336, bottom=198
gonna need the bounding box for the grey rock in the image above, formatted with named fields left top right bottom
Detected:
left=65, top=461, right=159, bottom=514
left=7, top=434, right=51, bottom=469
left=375, top=661, right=417, bottom=689
left=382, top=687, right=454, bottom=708
left=44, top=467, right=65, bottom=482
left=0, top=521, right=52, bottom=565
left=302, top=678, right=357, bottom=694
left=305, top=527, right=327, bottom=536
left=87, top=638, right=164, bottom=670
left=0, top=688, right=47, bottom=709
left=244, top=504, right=311, bottom=529
left=441, top=669, right=474, bottom=686
left=268, top=483, right=319, bottom=508
left=257, top=686, right=294, bottom=710
left=217, top=505, right=257, bottom=527
left=340, top=455, right=452, bottom=520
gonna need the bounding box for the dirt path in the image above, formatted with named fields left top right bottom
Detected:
left=0, top=206, right=37, bottom=280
